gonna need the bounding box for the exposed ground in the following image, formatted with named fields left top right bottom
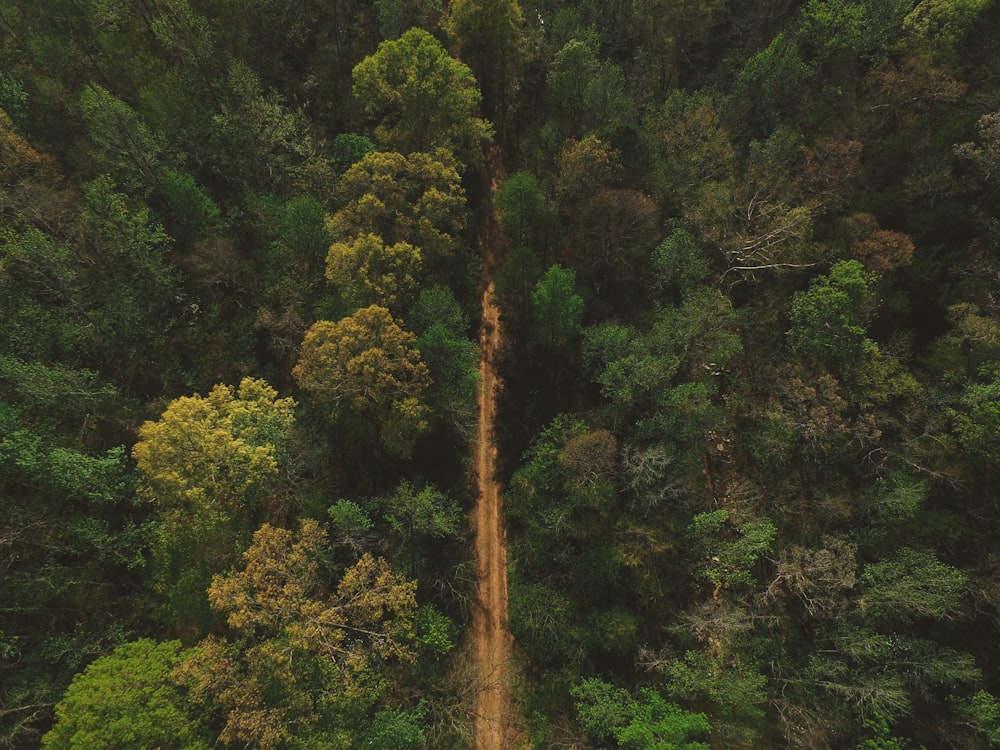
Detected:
left=470, top=145, right=520, bottom=750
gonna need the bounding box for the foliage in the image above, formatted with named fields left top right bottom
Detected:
left=531, top=264, right=583, bottom=347
left=133, top=378, right=295, bottom=517
left=546, top=33, right=633, bottom=134
left=413, top=286, right=479, bottom=431
left=952, top=364, right=1000, bottom=462
left=959, top=691, right=1000, bottom=746
left=788, top=260, right=879, bottom=367
left=212, top=58, right=331, bottom=195
left=903, top=0, right=995, bottom=60
left=331, top=132, right=376, bottom=175
left=572, top=679, right=712, bottom=750
left=330, top=149, right=467, bottom=267
left=80, top=84, right=165, bottom=190
left=651, top=228, right=713, bottom=297
left=293, top=306, right=432, bottom=456
left=689, top=510, right=777, bottom=594
left=443, top=0, right=524, bottom=117
left=327, top=232, right=423, bottom=311
left=494, top=170, right=556, bottom=251
left=376, top=0, right=442, bottom=38
left=133, top=377, right=295, bottom=627
left=42, top=640, right=209, bottom=750
left=382, top=480, right=463, bottom=541
left=859, top=548, right=967, bottom=624
left=352, top=27, right=493, bottom=163
left=176, top=519, right=421, bottom=749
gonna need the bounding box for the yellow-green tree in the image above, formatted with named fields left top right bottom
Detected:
left=293, top=306, right=432, bottom=457
left=326, top=232, right=422, bottom=312
left=134, top=377, right=295, bottom=516
left=42, top=640, right=210, bottom=750
left=132, top=377, right=296, bottom=630
left=329, top=149, right=467, bottom=267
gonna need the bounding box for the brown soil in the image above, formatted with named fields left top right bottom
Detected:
left=470, top=145, right=520, bottom=749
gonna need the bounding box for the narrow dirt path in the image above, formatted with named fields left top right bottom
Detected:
left=470, top=144, right=519, bottom=750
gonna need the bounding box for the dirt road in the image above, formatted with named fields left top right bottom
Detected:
left=470, top=146, right=518, bottom=750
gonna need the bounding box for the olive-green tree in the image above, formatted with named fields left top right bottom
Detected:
left=352, top=28, right=492, bottom=163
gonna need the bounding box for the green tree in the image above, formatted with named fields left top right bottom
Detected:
left=650, top=228, right=712, bottom=298
left=531, top=264, right=583, bottom=348
left=212, top=58, right=332, bottom=196
left=859, top=548, right=967, bottom=624
left=0, top=401, right=142, bottom=746
left=352, top=28, right=493, bottom=163
left=798, top=0, right=912, bottom=63
left=331, top=132, right=376, bottom=175
left=443, top=0, right=524, bottom=120
left=546, top=32, right=634, bottom=135
left=42, top=640, right=209, bottom=750
left=77, top=176, right=183, bottom=388
left=903, top=0, right=994, bottom=62
left=730, top=33, right=813, bottom=136
left=412, top=286, right=479, bottom=434
left=661, top=649, right=769, bottom=746
left=788, top=260, right=879, bottom=368
left=646, top=90, right=734, bottom=211
left=572, top=679, right=712, bottom=750
left=506, top=414, right=619, bottom=612
left=80, top=84, right=166, bottom=191
left=689, top=509, right=777, bottom=595
left=583, top=287, right=742, bottom=437
left=382, top=480, right=462, bottom=540
left=154, top=166, right=221, bottom=250
left=959, top=690, right=1000, bottom=747
left=375, top=0, right=442, bottom=38
left=494, top=170, right=558, bottom=253
left=952, top=364, right=1000, bottom=463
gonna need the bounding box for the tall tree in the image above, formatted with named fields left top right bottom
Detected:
left=329, top=150, right=467, bottom=269
left=443, top=0, right=524, bottom=121
left=352, top=27, right=493, bottom=164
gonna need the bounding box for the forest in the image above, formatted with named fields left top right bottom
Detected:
left=3, top=0, right=1000, bottom=748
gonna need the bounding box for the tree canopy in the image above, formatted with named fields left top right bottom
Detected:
left=352, top=27, right=493, bottom=163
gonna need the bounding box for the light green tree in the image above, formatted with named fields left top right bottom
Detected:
left=531, top=264, right=583, bottom=348
left=42, top=640, right=209, bottom=750
left=788, top=260, right=879, bottom=367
